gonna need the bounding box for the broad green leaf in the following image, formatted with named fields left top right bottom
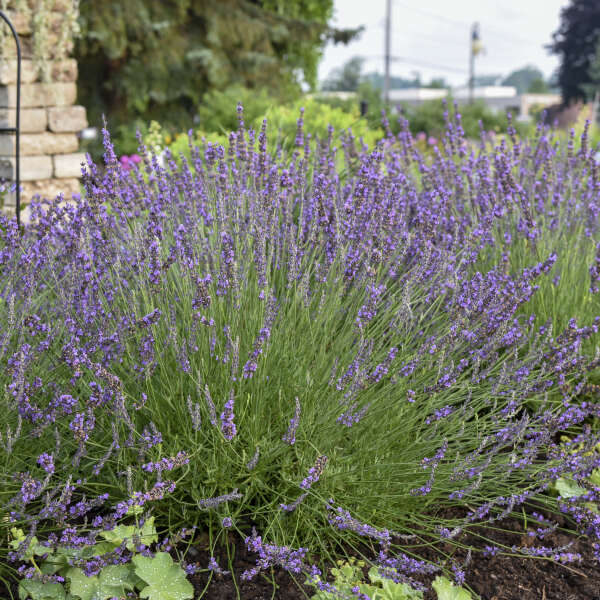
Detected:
left=78, top=542, right=119, bottom=560
left=432, top=576, right=471, bottom=600
left=40, top=552, right=70, bottom=575
left=18, top=579, right=65, bottom=600
left=368, top=567, right=423, bottom=599
left=133, top=552, right=194, bottom=600
left=9, top=533, right=51, bottom=562
left=555, top=477, right=587, bottom=498
left=99, top=517, right=157, bottom=551
left=139, top=516, right=158, bottom=547
left=588, top=469, right=600, bottom=487
left=99, top=524, right=135, bottom=546
left=66, top=565, right=134, bottom=600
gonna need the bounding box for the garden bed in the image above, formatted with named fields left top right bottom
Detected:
left=2, top=510, right=598, bottom=600
left=2, top=107, right=600, bottom=600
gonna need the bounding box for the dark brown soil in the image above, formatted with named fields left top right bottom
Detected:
left=183, top=517, right=600, bottom=600
left=2, top=512, right=599, bottom=600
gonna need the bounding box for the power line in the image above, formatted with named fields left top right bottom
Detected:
left=362, top=54, right=469, bottom=74
left=392, top=29, right=468, bottom=50
left=394, top=1, right=535, bottom=46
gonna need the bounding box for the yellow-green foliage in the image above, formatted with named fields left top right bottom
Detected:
left=255, top=97, right=383, bottom=151
left=160, top=96, right=384, bottom=161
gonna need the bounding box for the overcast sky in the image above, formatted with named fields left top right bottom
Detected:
left=318, top=0, right=571, bottom=87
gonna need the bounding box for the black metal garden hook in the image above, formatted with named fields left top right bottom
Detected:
left=0, top=10, right=20, bottom=229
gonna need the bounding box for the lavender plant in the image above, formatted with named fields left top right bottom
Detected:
left=1, top=104, right=600, bottom=597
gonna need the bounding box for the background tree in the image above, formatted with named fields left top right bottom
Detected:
left=549, top=0, right=600, bottom=104
left=423, top=77, right=448, bottom=90
left=527, top=77, right=550, bottom=94
left=501, top=65, right=546, bottom=94
left=321, top=56, right=365, bottom=91
left=361, top=71, right=421, bottom=90
left=76, top=0, right=362, bottom=135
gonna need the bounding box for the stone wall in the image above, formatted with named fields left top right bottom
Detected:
left=0, top=2, right=86, bottom=219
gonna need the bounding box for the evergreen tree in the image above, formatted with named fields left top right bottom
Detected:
left=76, top=0, right=362, bottom=131
left=549, top=0, right=600, bottom=103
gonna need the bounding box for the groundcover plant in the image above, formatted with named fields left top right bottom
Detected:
left=1, top=105, right=600, bottom=598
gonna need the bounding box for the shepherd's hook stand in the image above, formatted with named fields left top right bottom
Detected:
left=0, top=11, right=20, bottom=229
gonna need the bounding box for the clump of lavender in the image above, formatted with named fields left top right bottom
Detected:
left=1, top=105, right=600, bottom=592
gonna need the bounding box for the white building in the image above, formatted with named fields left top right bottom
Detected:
left=387, top=86, right=560, bottom=120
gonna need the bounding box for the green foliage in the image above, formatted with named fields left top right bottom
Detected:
left=431, top=577, right=472, bottom=600
left=76, top=0, right=361, bottom=138
left=196, top=85, right=279, bottom=134
left=254, top=97, right=382, bottom=150
left=65, top=565, right=135, bottom=600
left=307, top=560, right=473, bottom=600
left=18, top=580, right=67, bottom=600
left=306, top=557, right=424, bottom=600
left=12, top=512, right=191, bottom=600
left=400, top=98, right=520, bottom=139
left=315, top=83, right=529, bottom=141
left=133, top=553, right=194, bottom=600
left=99, top=516, right=158, bottom=551
left=159, top=95, right=384, bottom=162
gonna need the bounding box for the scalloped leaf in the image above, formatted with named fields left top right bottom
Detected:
left=99, top=517, right=157, bottom=551
left=66, top=565, right=135, bottom=600
left=555, top=477, right=587, bottom=499
left=18, top=579, right=66, bottom=600
left=432, top=576, right=471, bottom=600
left=133, top=552, right=194, bottom=600
left=9, top=536, right=52, bottom=562
left=368, top=567, right=424, bottom=599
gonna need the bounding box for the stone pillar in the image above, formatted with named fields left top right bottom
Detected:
left=0, top=1, right=86, bottom=219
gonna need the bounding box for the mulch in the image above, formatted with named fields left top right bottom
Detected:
left=2, top=509, right=600, bottom=600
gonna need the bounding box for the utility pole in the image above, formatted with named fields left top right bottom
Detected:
left=384, top=0, right=391, bottom=105
left=469, top=22, right=482, bottom=104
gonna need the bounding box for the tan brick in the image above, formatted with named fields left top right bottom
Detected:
left=0, top=82, right=77, bottom=107
left=2, top=11, right=32, bottom=35
left=15, top=177, right=81, bottom=204
left=8, top=0, right=78, bottom=11
left=0, top=107, right=47, bottom=132
left=0, top=132, right=78, bottom=155
left=2, top=10, right=66, bottom=36
left=53, top=152, right=85, bottom=178
left=0, top=35, right=33, bottom=60
left=47, top=105, right=87, bottom=132
left=0, top=58, right=77, bottom=85
left=49, top=59, right=78, bottom=83
left=1, top=32, right=73, bottom=61
left=0, top=59, right=37, bottom=84
left=0, top=155, right=52, bottom=181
